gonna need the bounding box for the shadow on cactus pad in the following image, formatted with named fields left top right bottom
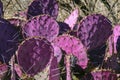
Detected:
left=102, top=54, right=120, bottom=73
left=87, top=44, right=107, bottom=67
left=0, top=18, right=22, bottom=63
left=58, top=22, right=71, bottom=35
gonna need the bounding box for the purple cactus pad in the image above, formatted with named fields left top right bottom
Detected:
left=64, top=8, right=79, bottom=30
left=17, top=37, right=54, bottom=76
left=23, top=15, right=59, bottom=42
left=0, top=64, right=8, bottom=78
left=53, top=34, right=88, bottom=69
left=102, top=54, right=120, bottom=73
left=27, top=0, right=59, bottom=19
left=77, top=14, right=112, bottom=51
left=0, top=18, right=22, bottom=63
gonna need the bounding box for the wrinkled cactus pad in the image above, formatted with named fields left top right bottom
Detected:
left=23, top=15, right=59, bottom=42
left=0, top=18, right=21, bottom=63
left=53, top=34, right=88, bottom=69
left=91, top=70, right=117, bottom=80
left=27, top=0, right=59, bottom=19
left=58, top=22, right=71, bottom=35
left=17, top=37, right=54, bottom=76
left=64, top=8, right=79, bottom=30
left=77, top=14, right=112, bottom=51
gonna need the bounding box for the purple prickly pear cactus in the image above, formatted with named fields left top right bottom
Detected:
left=64, top=8, right=79, bottom=30
left=52, top=43, right=62, bottom=63
left=14, top=64, right=23, bottom=78
left=17, top=37, right=54, bottom=76
left=91, top=70, right=117, bottom=80
left=0, top=18, right=22, bottom=63
left=108, top=25, right=120, bottom=54
left=0, top=64, right=8, bottom=79
left=0, top=0, right=3, bottom=17
left=77, top=14, right=112, bottom=51
left=53, top=34, right=88, bottom=80
left=49, top=57, right=60, bottom=80
left=108, top=35, right=114, bottom=56
left=102, top=54, right=120, bottom=73
left=58, top=22, right=71, bottom=35
left=53, top=34, right=88, bottom=69
left=27, top=0, right=59, bottom=19
left=23, top=15, right=59, bottom=42
left=88, top=44, right=107, bottom=67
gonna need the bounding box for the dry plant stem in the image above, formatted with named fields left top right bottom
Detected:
left=65, top=55, right=71, bottom=80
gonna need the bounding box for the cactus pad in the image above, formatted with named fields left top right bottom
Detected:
left=23, top=15, right=59, bottom=42
left=0, top=18, right=21, bottom=63
left=27, top=0, right=59, bottom=19
left=64, top=8, right=79, bottom=30
left=0, top=64, right=8, bottom=79
left=77, top=14, right=112, bottom=51
left=88, top=44, right=106, bottom=67
left=17, top=37, right=54, bottom=76
left=53, top=34, right=88, bottom=69
left=102, top=54, right=120, bottom=73
left=112, top=25, right=120, bottom=54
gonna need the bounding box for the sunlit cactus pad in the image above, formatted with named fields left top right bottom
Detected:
left=0, top=18, right=21, bottom=63
left=17, top=37, right=54, bottom=76
left=77, top=14, right=112, bottom=51
left=27, top=0, right=59, bottom=19
left=113, top=25, right=120, bottom=53
left=53, top=34, right=88, bottom=69
left=23, top=15, right=59, bottom=42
